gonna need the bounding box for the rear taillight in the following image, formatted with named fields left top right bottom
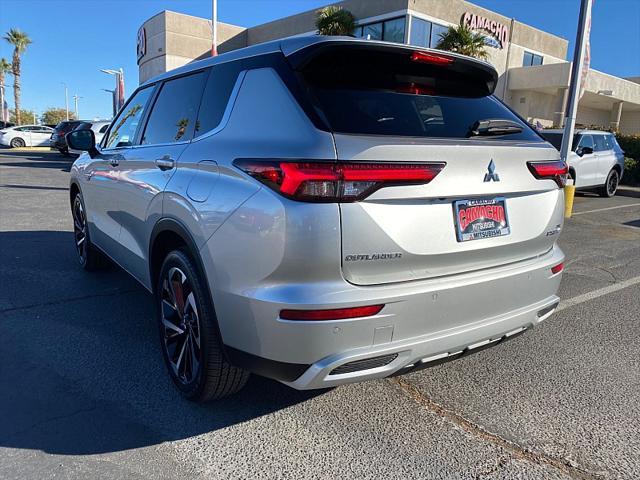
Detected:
left=234, top=160, right=445, bottom=202
left=527, top=160, right=568, bottom=188
left=280, top=304, right=384, bottom=321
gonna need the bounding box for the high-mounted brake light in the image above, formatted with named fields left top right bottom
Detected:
left=280, top=305, right=384, bottom=321
left=527, top=160, right=568, bottom=188
left=410, top=51, right=454, bottom=65
left=397, top=83, right=436, bottom=95
left=234, top=160, right=446, bottom=202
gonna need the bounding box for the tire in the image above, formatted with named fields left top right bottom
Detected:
left=599, top=169, right=619, bottom=198
left=156, top=249, right=249, bottom=402
left=71, top=192, right=107, bottom=271
left=10, top=137, right=26, bottom=148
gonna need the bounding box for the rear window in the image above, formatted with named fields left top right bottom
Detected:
left=300, top=47, right=540, bottom=141
left=55, top=121, right=81, bottom=132
left=541, top=132, right=582, bottom=151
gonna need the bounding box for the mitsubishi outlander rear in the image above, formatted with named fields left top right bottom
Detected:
left=68, top=37, right=566, bottom=402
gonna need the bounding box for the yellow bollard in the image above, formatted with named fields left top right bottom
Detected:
left=564, top=179, right=576, bottom=218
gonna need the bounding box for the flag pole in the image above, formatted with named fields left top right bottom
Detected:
left=212, top=0, right=218, bottom=56
left=559, top=0, right=593, bottom=163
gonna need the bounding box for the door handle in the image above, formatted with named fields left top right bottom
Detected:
left=155, top=156, right=175, bottom=170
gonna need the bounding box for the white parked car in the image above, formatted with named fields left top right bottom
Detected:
left=68, top=120, right=111, bottom=155
left=0, top=125, right=54, bottom=148
left=541, top=129, right=625, bottom=197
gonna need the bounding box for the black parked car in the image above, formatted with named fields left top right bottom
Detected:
left=50, top=120, right=86, bottom=155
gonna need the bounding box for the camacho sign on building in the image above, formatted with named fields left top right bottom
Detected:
left=462, top=12, right=509, bottom=48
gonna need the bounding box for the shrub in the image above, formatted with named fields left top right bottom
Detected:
left=623, top=157, right=640, bottom=186
left=617, top=135, right=640, bottom=186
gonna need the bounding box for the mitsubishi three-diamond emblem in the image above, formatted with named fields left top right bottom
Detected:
left=483, top=159, right=500, bottom=182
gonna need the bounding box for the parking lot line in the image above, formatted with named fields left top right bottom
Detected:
left=557, top=275, right=640, bottom=312
left=572, top=203, right=640, bottom=216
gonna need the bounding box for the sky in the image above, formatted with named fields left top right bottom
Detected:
left=0, top=0, right=639, bottom=121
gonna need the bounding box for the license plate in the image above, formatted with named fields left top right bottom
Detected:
left=454, top=197, right=510, bottom=242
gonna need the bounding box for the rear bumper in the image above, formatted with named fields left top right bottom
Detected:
left=216, top=245, right=564, bottom=389
left=50, top=138, right=67, bottom=149
left=283, top=294, right=558, bottom=389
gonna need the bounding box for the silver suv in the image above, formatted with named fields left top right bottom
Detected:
left=68, top=37, right=566, bottom=402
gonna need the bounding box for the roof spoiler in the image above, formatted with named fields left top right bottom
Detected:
left=283, top=38, right=499, bottom=96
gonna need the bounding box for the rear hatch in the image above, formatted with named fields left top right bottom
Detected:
left=290, top=41, right=565, bottom=286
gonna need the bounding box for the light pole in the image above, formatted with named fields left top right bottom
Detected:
left=100, top=68, right=125, bottom=112
left=0, top=82, right=5, bottom=125
left=62, top=82, right=69, bottom=120
left=101, top=88, right=116, bottom=117
left=73, top=94, right=82, bottom=120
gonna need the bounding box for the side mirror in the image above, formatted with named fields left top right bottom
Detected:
left=66, top=129, right=98, bottom=158
left=579, top=146, right=594, bottom=156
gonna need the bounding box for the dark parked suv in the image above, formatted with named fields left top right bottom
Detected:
left=50, top=120, right=85, bottom=155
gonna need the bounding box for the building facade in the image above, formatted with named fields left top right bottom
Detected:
left=137, top=0, right=640, bottom=134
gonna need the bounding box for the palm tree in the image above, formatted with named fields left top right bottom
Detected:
left=435, top=24, right=489, bottom=60
left=4, top=29, right=32, bottom=125
left=0, top=58, right=10, bottom=124
left=315, top=6, right=356, bottom=36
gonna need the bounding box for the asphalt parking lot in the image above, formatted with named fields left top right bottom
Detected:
left=1, top=149, right=639, bottom=480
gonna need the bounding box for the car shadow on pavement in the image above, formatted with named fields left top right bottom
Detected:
left=0, top=230, right=325, bottom=456
left=0, top=149, right=73, bottom=172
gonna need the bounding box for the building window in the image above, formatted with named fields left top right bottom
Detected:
left=409, top=17, right=431, bottom=47
left=523, top=51, right=543, bottom=67
left=356, top=17, right=406, bottom=44
left=429, top=23, right=449, bottom=48
left=408, top=17, right=449, bottom=49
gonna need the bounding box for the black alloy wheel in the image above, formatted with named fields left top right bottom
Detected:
left=156, top=249, right=249, bottom=402
left=71, top=193, right=105, bottom=271
left=160, top=266, right=202, bottom=385
left=600, top=169, right=619, bottom=197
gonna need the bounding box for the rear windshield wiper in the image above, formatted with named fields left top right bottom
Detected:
left=467, top=119, right=523, bottom=137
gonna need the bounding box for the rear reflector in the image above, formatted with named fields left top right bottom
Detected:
left=410, top=51, right=454, bottom=65
left=234, top=160, right=445, bottom=202
left=551, top=262, right=564, bottom=275
left=527, top=160, right=569, bottom=188
left=280, top=304, right=384, bottom=321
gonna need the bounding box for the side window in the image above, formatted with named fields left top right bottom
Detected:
left=578, top=134, right=594, bottom=151
left=141, top=71, right=207, bottom=145
left=104, top=87, right=153, bottom=149
left=603, top=134, right=613, bottom=150
left=99, top=124, right=109, bottom=134
left=593, top=134, right=608, bottom=152
left=194, top=62, right=242, bottom=138
left=15, top=127, right=28, bottom=132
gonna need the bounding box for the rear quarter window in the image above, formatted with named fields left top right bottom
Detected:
left=194, top=62, right=242, bottom=137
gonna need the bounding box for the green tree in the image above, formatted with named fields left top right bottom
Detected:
left=435, top=24, right=489, bottom=60
left=42, top=107, right=75, bottom=125
left=9, top=108, right=36, bottom=125
left=315, top=6, right=356, bottom=36
left=4, top=28, right=32, bottom=125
